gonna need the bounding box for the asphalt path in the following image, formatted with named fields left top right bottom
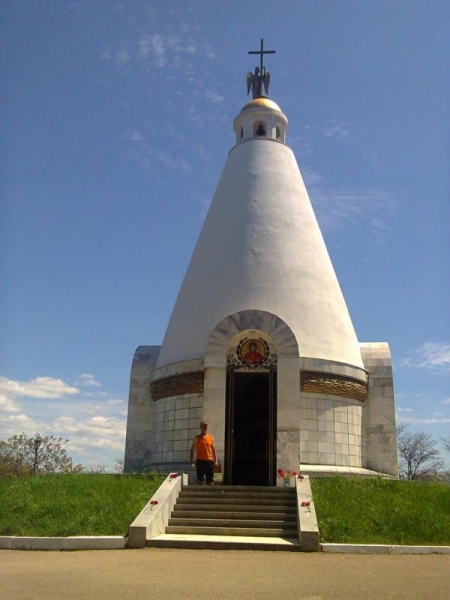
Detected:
left=1, top=548, right=449, bottom=600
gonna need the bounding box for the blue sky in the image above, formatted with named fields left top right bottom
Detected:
left=1, top=1, right=449, bottom=469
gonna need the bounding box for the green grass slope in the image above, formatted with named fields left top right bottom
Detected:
left=0, top=473, right=164, bottom=537
left=311, top=477, right=450, bottom=545
left=1, top=474, right=449, bottom=544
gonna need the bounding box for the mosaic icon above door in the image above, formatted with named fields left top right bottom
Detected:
left=228, top=337, right=277, bottom=370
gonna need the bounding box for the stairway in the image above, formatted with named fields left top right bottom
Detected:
left=146, top=485, right=301, bottom=551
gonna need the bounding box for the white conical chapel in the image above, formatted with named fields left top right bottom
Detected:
left=125, top=44, right=398, bottom=482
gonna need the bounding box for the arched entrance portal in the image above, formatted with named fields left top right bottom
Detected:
left=225, top=369, right=277, bottom=485
left=203, top=310, right=299, bottom=487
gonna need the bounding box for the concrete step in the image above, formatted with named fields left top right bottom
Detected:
left=157, top=484, right=299, bottom=550
left=173, top=504, right=297, bottom=516
left=176, top=497, right=296, bottom=507
left=146, top=534, right=301, bottom=551
left=169, top=517, right=296, bottom=528
left=172, top=510, right=296, bottom=520
left=183, top=484, right=295, bottom=491
left=181, top=488, right=295, bottom=498
left=166, top=525, right=297, bottom=537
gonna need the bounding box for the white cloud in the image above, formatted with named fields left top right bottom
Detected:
left=100, top=47, right=112, bottom=61
left=320, top=120, right=351, bottom=141
left=2, top=413, right=40, bottom=427
left=166, top=122, right=186, bottom=144
left=193, top=141, right=212, bottom=165
left=106, top=399, right=125, bottom=406
left=126, top=129, right=192, bottom=176
left=362, top=152, right=385, bottom=170
left=0, top=372, right=127, bottom=467
left=114, top=47, right=131, bottom=66
left=78, top=373, right=102, bottom=388
left=156, top=150, right=192, bottom=173
left=202, top=42, right=215, bottom=60
left=102, top=44, right=131, bottom=66
left=295, top=119, right=351, bottom=148
left=292, top=118, right=394, bottom=229
left=396, top=407, right=413, bottom=412
left=205, top=90, right=224, bottom=104
left=0, top=393, right=20, bottom=412
left=80, top=403, right=104, bottom=415
left=298, top=163, right=396, bottom=237
left=198, top=196, right=212, bottom=220
left=0, top=376, right=79, bottom=399
left=51, top=414, right=126, bottom=452
left=129, top=130, right=144, bottom=143
left=143, top=32, right=197, bottom=69
left=138, top=35, right=151, bottom=59
left=150, top=33, right=166, bottom=68
left=443, top=398, right=450, bottom=405
left=396, top=416, right=450, bottom=425
left=401, top=342, right=450, bottom=373
left=311, top=185, right=394, bottom=234
left=81, top=391, right=108, bottom=398
left=289, top=132, right=314, bottom=157
left=302, top=168, right=324, bottom=186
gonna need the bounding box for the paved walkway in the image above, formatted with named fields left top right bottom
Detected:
left=1, top=548, right=450, bottom=599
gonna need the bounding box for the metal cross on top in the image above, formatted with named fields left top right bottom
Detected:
left=248, top=38, right=276, bottom=74
left=247, top=39, right=276, bottom=99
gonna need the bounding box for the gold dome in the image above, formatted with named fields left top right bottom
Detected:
left=241, top=97, right=282, bottom=113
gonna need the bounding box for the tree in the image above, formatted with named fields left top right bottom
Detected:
left=113, top=458, right=124, bottom=474
left=397, top=424, right=444, bottom=480
left=0, top=433, right=83, bottom=477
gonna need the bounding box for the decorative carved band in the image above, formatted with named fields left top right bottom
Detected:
left=301, top=371, right=367, bottom=402
left=151, top=369, right=367, bottom=401
left=151, top=371, right=204, bottom=401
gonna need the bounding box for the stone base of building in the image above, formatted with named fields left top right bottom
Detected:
left=124, top=335, right=398, bottom=480
left=299, top=464, right=397, bottom=479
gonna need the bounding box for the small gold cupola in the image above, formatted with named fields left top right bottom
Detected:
left=233, top=39, right=288, bottom=145
left=233, top=96, right=288, bottom=145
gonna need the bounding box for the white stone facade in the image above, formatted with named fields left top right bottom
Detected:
left=155, top=105, right=363, bottom=371
left=124, top=325, right=398, bottom=478
left=150, top=394, right=203, bottom=465
left=124, top=95, right=398, bottom=479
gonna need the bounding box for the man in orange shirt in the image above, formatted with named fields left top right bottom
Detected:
left=190, top=421, right=218, bottom=485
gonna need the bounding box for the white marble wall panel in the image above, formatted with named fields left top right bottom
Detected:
left=202, top=367, right=226, bottom=463
left=296, top=392, right=364, bottom=469
left=278, top=431, right=301, bottom=472
left=151, top=358, right=204, bottom=383
left=127, top=338, right=396, bottom=477
left=299, top=357, right=367, bottom=382
left=125, top=346, right=160, bottom=472
left=360, top=343, right=398, bottom=477
left=277, top=353, right=301, bottom=446
left=147, top=393, right=204, bottom=467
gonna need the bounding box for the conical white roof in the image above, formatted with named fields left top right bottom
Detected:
left=156, top=99, right=363, bottom=369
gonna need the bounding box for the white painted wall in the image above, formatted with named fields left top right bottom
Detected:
left=157, top=135, right=363, bottom=370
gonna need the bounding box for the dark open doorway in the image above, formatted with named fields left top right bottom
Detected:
left=225, top=370, right=276, bottom=485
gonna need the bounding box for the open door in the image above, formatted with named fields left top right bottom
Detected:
left=225, top=370, right=277, bottom=485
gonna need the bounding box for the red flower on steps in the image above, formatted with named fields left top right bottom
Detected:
left=277, top=469, right=297, bottom=479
